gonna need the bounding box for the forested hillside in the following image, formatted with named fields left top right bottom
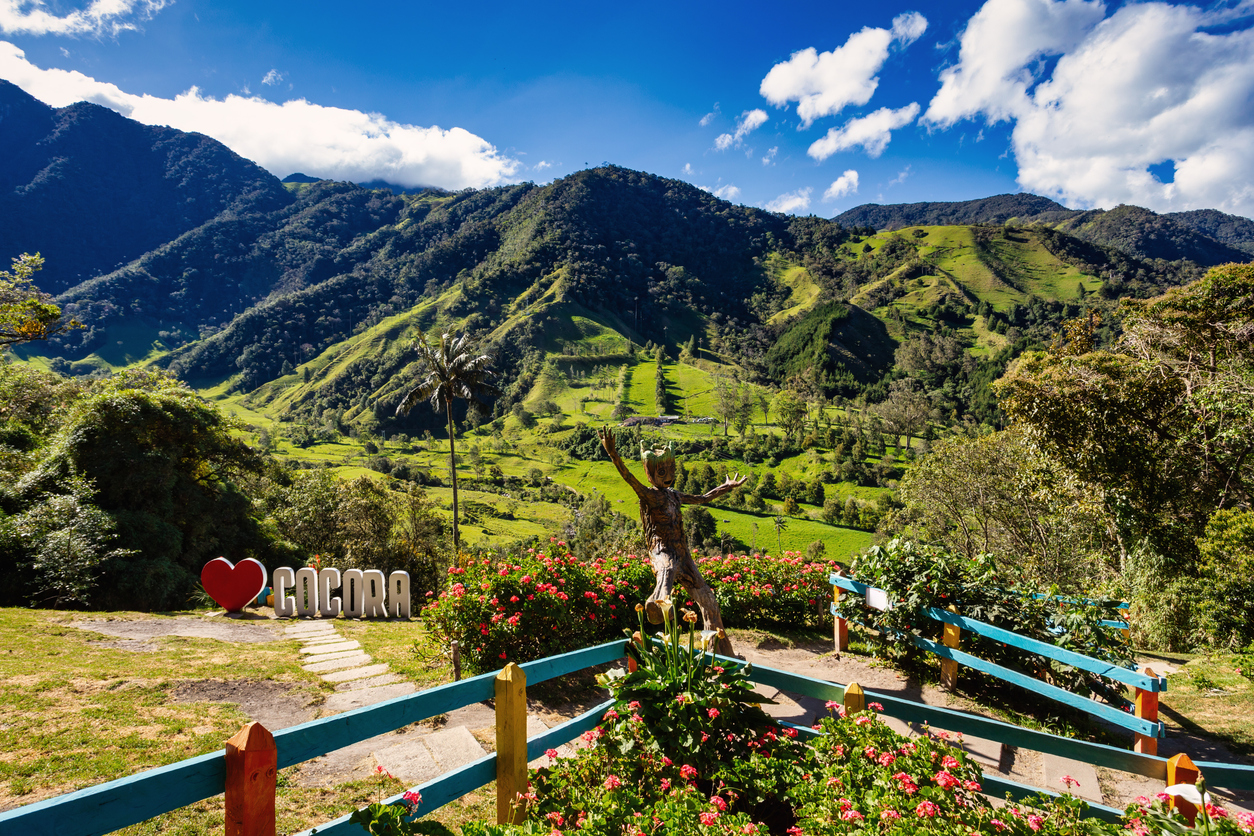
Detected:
left=0, top=81, right=291, bottom=293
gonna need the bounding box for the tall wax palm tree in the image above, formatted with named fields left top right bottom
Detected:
left=395, top=330, right=498, bottom=557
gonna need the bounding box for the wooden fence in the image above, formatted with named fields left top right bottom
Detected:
left=4, top=638, right=1252, bottom=835
left=831, top=573, right=1166, bottom=753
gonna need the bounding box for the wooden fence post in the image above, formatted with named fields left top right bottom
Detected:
left=224, top=722, right=276, bottom=836
left=495, top=662, right=527, bottom=825
left=940, top=604, right=961, bottom=691
left=1167, top=753, right=1201, bottom=824
left=451, top=640, right=461, bottom=682
left=833, top=569, right=849, bottom=652
left=1135, top=666, right=1159, bottom=756
left=843, top=681, right=865, bottom=714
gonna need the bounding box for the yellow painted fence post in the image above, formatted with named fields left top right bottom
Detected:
left=1167, top=753, right=1201, bottom=824
left=495, top=662, right=527, bottom=825
left=843, top=681, right=865, bottom=715
left=940, top=604, right=960, bottom=691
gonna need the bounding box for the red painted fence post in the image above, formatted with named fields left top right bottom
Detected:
left=224, top=721, right=276, bottom=836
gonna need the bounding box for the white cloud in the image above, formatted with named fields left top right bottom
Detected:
left=0, top=43, right=521, bottom=190
left=924, top=0, right=1254, bottom=215
left=765, top=187, right=813, bottom=214
left=714, top=108, right=768, bottom=151
left=699, top=103, right=720, bottom=127
left=762, top=146, right=778, bottom=165
left=534, top=160, right=552, bottom=171
left=713, top=184, right=741, bottom=201
left=0, top=0, right=169, bottom=37
left=925, top=0, right=1105, bottom=127
left=823, top=170, right=860, bottom=200
left=261, top=69, right=285, bottom=87
left=890, top=165, right=912, bottom=185
left=760, top=12, right=927, bottom=127
left=807, top=103, right=920, bottom=160
left=682, top=163, right=696, bottom=176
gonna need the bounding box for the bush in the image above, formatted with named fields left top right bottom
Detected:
left=422, top=543, right=653, bottom=674
left=849, top=539, right=1133, bottom=702
left=698, top=551, right=843, bottom=629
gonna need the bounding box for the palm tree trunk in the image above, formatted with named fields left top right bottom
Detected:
left=445, top=396, right=460, bottom=558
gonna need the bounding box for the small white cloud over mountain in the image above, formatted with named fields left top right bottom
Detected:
left=0, top=43, right=521, bottom=190
left=808, top=103, right=920, bottom=160
left=823, top=170, right=859, bottom=200
left=714, top=109, right=768, bottom=151
left=765, top=187, right=812, bottom=214
left=760, top=12, right=927, bottom=127
left=925, top=0, right=1254, bottom=216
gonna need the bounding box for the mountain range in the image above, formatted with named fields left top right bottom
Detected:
left=4, top=79, right=1252, bottom=435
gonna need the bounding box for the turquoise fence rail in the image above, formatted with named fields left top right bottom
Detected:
left=831, top=573, right=1165, bottom=747
left=6, top=635, right=1253, bottom=836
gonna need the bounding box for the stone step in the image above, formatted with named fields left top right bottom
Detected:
left=300, top=634, right=349, bottom=645
left=303, top=648, right=366, bottom=665
left=1041, top=752, right=1103, bottom=803
left=303, top=653, right=372, bottom=673
left=321, top=663, right=391, bottom=683
left=300, top=640, right=360, bottom=655
left=334, top=673, right=403, bottom=692
left=373, top=726, right=488, bottom=785
left=322, top=682, right=416, bottom=714
left=285, top=622, right=337, bottom=635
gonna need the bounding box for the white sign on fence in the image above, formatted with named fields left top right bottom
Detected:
left=865, top=586, right=892, bottom=612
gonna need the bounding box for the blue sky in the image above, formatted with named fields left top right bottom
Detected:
left=2, top=0, right=1253, bottom=217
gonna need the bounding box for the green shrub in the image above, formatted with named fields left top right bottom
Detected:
left=849, top=539, right=1133, bottom=702
left=698, top=551, right=841, bottom=629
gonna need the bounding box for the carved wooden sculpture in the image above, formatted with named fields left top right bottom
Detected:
left=598, top=427, right=745, bottom=656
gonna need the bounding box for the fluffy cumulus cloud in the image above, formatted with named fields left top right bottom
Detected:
left=261, top=69, right=285, bottom=87
left=712, top=184, right=741, bottom=200
left=0, top=44, right=521, bottom=190
left=0, top=0, right=168, bottom=37
left=765, top=187, right=812, bottom=214
left=808, top=103, right=920, bottom=160
left=760, top=12, right=926, bottom=127
left=823, top=170, right=860, bottom=201
left=926, top=0, right=1254, bottom=215
left=714, top=108, right=768, bottom=151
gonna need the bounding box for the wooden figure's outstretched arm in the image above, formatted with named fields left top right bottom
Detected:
left=680, top=473, right=748, bottom=505
left=598, top=426, right=648, bottom=496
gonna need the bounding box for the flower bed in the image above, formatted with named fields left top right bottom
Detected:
left=423, top=546, right=841, bottom=674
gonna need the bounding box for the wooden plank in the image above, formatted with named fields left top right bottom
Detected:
left=734, top=658, right=1172, bottom=781
left=495, top=663, right=527, bottom=825
left=291, top=753, right=499, bottom=836
left=750, top=663, right=846, bottom=705
left=922, top=607, right=1159, bottom=692
left=914, top=636, right=1161, bottom=737
left=1194, top=761, right=1254, bottom=792
left=981, top=774, right=1124, bottom=823
left=830, top=574, right=870, bottom=595
left=0, top=750, right=226, bottom=836
left=525, top=701, right=613, bottom=760
left=517, top=640, right=627, bottom=686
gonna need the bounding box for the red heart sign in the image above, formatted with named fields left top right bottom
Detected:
left=201, top=557, right=268, bottom=613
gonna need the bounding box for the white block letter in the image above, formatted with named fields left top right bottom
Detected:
left=273, top=567, right=296, bottom=618
left=295, top=567, right=319, bottom=617
left=362, top=570, right=386, bottom=618
left=343, top=569, right=365, bottom=618
left=388, top=571, right=411, bottom=619
left=319, top=568, right=342, bottom=618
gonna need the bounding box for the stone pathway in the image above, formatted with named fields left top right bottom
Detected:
left=284, top=619, right=534, bottom=790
